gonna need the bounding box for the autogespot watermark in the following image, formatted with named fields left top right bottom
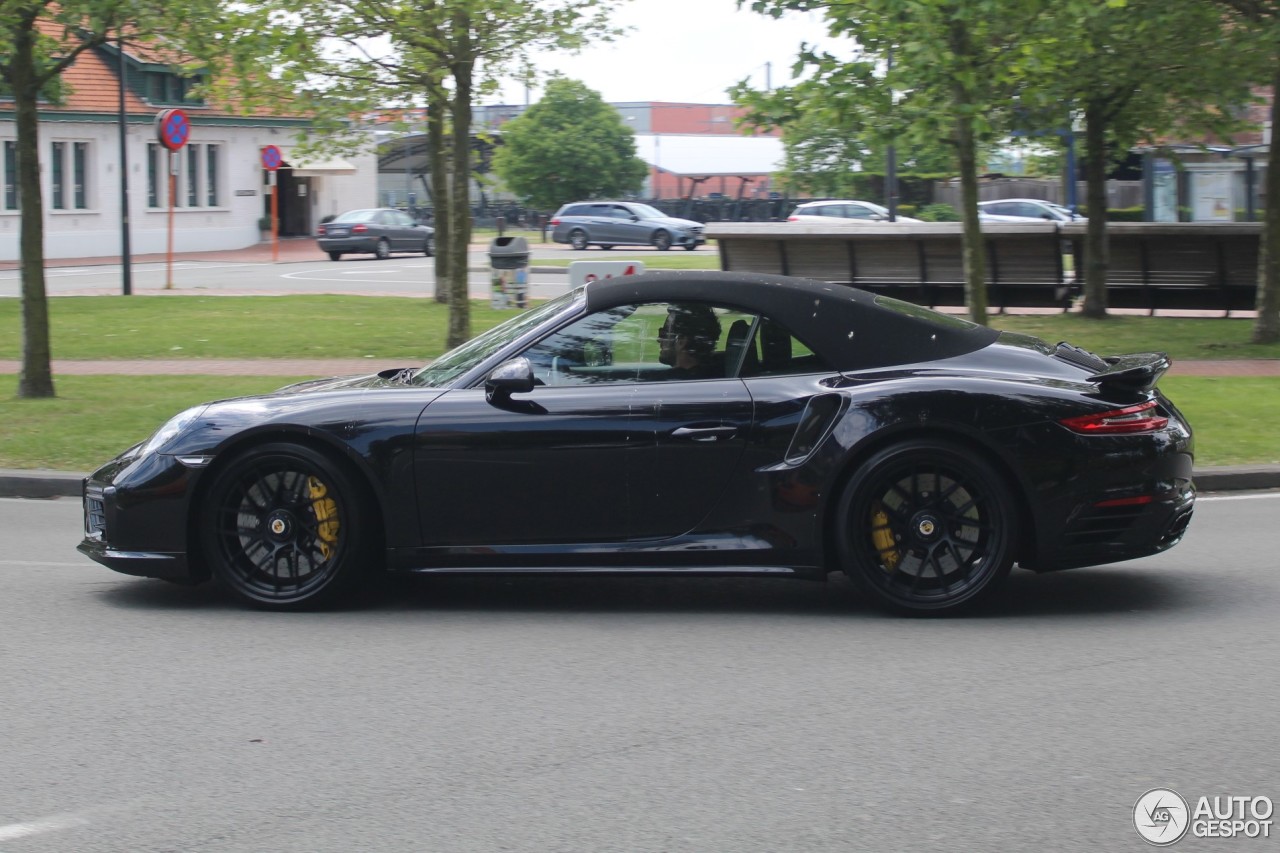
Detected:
left=1134, top=788, right=1274, bottom=845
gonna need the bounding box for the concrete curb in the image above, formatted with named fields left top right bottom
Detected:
left=4, top=465, right=1278, bottom=500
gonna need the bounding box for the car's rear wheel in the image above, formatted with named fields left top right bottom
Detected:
left=423, top=238, right=433, bottom=257
left=374, top=238, right=391, bottom=260
left=569, top=229, right=588, bottom=250
left=652, top=231, right=672, bottom=251
left=327, top=251, right=342, bottom=262
left=201, top=443, right=372, bottom=610
left=599, top=244, right=613, bottom=250
left=835, top=439, right=1015, bottom=615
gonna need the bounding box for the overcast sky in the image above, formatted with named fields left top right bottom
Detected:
left=494, top=1, right=837, bottom=106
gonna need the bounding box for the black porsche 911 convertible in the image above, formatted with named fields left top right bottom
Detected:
left=79, top=271, right=1195, bottom=614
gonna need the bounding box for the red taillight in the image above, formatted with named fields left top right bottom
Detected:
left=316, top=225, right=326, bottom=236
left=787, top=216, right=799, bottom=221
left=1060, top=400, right=1169, bottom=434
left=1094, top=495, right=1155, bottom=508
left=549, top=218, right=561, bottom=226
left=352, top=224, right=368, bottom=233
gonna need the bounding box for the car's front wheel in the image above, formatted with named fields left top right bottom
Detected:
left=201, top=443, right=373, bottom=610
left=423, top=238, right=433, bottom=257
left=835, top=439, right=1016, bottom=615
left=327, top=251, right=342, bottom=262
left=652, top=231, right=672, bottom=251
left=683, top=243, right=699, bottom=251
left=569, top=229, right=589, bottom=250
left=374, top=238, right=391, bottom=260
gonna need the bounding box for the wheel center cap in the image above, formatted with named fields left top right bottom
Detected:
left=913, top=513, right=941, bottom=541
left=265, top=511, right=294, bottom=541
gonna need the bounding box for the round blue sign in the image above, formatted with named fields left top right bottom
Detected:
left=156, top=109, right=190, bottom=151
left=261, top=145, right=283, bottom=171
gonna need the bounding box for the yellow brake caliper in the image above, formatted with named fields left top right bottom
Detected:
left=307, top=476, right=340, bottom=561
left=870, top=502, right=901, bottom=571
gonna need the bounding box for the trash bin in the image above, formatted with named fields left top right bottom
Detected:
left=488, top=236, right=530, bottom=309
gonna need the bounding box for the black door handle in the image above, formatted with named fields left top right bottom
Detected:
left=671, top=425, right=738, bottom=442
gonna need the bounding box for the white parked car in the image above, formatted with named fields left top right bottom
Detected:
left=977, top=198, right=1085, bottom=224
left=787, top=199, right=922, bottom=224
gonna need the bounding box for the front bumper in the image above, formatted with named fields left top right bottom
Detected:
left=78, top=453, right=205, bottom=583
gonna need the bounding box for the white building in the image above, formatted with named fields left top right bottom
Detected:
left=1, top=34, right=375, bottom=261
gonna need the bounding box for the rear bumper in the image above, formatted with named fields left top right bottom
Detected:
left=317, top=237, right=378, bottom=253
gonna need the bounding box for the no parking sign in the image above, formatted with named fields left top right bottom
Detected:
left=155, top=109, right=190, bottom=151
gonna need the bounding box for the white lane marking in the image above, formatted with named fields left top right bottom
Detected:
left=1198, top=492, right=1280, bottom=502
left=0, top=811, right=90, bottom=841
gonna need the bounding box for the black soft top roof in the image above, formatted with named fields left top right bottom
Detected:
left=585, top=271, right=999, bottom=370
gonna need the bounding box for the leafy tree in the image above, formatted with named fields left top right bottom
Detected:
left=1214, top=0, right=1280, bottom=344
left=732, top=68, right=958, bottom=198
left=272, top=0, right=623, bottom=348
left=0, top=0, right=278, bottom=398
left=1027, top=0, right=1259, bottom=319
left=491, top=79, right=647, bottom=210
left=742, top=0, right=1089, bottom=325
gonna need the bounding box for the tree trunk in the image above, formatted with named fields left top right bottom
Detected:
left=1080, top=102, right=1110, bottom=319
left=1253, top=60, right=1280, bottom=343
left=446, top=10, right=473, bottom=350
left=948, top=20, right=988, bottom=325
left=14, top=11, right=55, bottom=398
left=427, top=83, right=450, bottom=303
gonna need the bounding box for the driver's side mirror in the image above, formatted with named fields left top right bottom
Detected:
left=485, top=357, right=535, bottom=401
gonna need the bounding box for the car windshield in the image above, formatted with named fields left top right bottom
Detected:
left=333, top=210, right=378, bottom=223
left=628, top=204, right=666, bottom=220
left=410, top=289, right=585, bottom=387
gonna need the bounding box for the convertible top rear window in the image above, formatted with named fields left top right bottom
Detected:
left=873, top=296, right=983, bottom=331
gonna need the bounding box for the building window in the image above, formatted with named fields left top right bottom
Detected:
left=206, top=144, right=219, bottom=206
left=73, top=142, right=88, bottom=209
left=147, top=142, right=161, bottom=207
left=3, top=141, right=16, bottom=210
left=51, top=141, right=65, bottom=209
left=187, top=145, right=199, bottom=206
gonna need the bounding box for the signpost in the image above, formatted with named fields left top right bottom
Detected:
left=155, top=109, right=190, bottom=288
left=261, top=145, right=283, bottom=262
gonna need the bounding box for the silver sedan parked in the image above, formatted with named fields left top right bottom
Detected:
left=316, top=208, right=434, bottom=261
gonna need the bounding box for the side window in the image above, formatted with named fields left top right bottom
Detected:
left=848, top=204, right=876, bottom=220
left=520, top=303, right=764, bottom=386
left=752, top=317, right=831, bottom=377
left=611, top=206, right=633, bottom=219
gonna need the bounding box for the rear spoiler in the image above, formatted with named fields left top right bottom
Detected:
left=1088, top=352, right=1171, bottom=392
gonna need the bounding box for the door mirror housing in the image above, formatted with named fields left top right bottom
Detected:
left=486, top=357, right=535, bottom=401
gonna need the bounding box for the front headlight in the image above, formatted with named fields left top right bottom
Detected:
left=140, top=406, right=208, bottom=456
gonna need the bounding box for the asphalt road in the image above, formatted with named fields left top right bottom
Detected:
left=0, top=245, right=657, bottom=299
left=1, top=492, right=1277, bottom=852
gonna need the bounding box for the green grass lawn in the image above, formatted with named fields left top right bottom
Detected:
left=0, top=375, right=311, bottom=470
left=1, top=373, right=1274, bottom=471
left=3, top=295, right=1279, bottom=362
left=1, top=295, right=1277, bottom=470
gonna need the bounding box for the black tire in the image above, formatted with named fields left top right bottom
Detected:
left=652, top=231, right=672, bottom=251
left=327, top=251, right=342, bottom=262
left=201, top=443, right=373, bottom=610
left=599, top=244, right=613, bottom=250
left=683, top=243, right=699, bottom=251
left=569, top=229, right=589, bottom=251
left=423, top=238, right=433, bottom=257
left=374, top=238, right=391, bottom=260
left=835, top=439, right=1015, bottom=615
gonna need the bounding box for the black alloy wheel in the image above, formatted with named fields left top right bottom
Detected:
left=652, top=231, right=672, bottom=251
left=328, top=251, right=342, bottom=262
left=374, top=238, right=391, bottom=260
left=836, top=439, right=1015, bottom=615
left=202, top=443, right=372, bottom=610
left=570, top=229, right=589, bottom=250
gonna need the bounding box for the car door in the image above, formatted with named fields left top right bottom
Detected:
left=412, top=301, right=756, bottom=547
left=610, top=204, right=648, bottom=246
left=412, top=382, right=648, bottom=545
